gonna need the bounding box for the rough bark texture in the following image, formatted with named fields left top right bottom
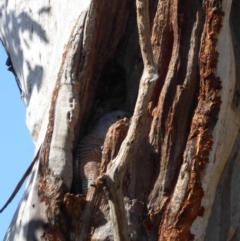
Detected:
left=1, top=0, right=240, bottom=240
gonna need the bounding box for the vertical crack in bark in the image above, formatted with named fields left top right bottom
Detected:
left=148, top=0, right=204, bottom=224
left=149, top=0, right=182, bottom=203
left=158, top=1, right=224, bottom=240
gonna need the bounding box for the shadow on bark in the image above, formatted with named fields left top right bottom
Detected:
left=0, top=2, right=49, bottom=102
left=3, top=166, right=37, bottom=240
left=205, top=133, right=240, bottom=241
left=231, top=0, right=240, bottom=112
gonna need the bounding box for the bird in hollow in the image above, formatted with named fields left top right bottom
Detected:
left=89, top=61, right=127, bottom=127
left=73, top=110, right=128, bottom=195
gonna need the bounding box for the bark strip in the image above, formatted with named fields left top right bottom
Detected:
left=96, top=0, right=158, bottom=240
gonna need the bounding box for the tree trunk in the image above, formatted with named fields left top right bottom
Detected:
left=1, top=0, right=240, bottom=240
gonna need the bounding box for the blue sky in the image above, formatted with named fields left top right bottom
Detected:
left=0, top=44, right=34, bottom=239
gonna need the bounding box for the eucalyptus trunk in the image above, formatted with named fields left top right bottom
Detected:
left=1, top=0, right=240, bottom=240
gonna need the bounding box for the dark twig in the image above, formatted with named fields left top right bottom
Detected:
left=0, top=146, right=41, bottom=213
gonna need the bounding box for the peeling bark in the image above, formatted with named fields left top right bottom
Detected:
left=156, top=1, right=224, bottom=240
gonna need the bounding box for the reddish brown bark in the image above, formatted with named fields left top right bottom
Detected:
left=6, top=0, right=237, bottom=240
left=155, top=1, right=223, bottom=240
left=70, top=0, right=227, bottom=240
